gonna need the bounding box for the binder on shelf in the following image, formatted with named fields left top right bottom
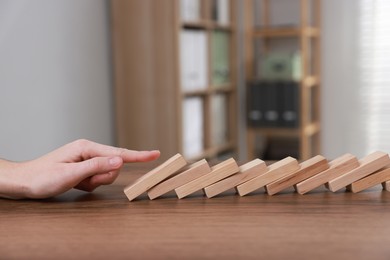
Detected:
left=247, top=81, right=299, bottom=128
left=180, top=0, right=201, bottom=23
left=247, top=81, right=265, bottom=127
left=211, top=30, right=230, bottom=86
left=264, top=82, right=280, bottom=127
left=180, top=29, right=208, bottom=91
left=183, top=97, right=204, bottom=158
left=280, top=82, right=300, bottom=128
left=211, top=0, right=230, bottom=25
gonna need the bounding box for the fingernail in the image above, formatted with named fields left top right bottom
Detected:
left=109, top=157, right=122, bottom=166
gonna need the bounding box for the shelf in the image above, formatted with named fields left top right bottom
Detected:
left=211, top=84, right=235, bottom=93
left=249, top=127, right=300, bottom=138
left=182, top=21, right=233, bottom=31
left=188, top=141, right=236, bottom=162
left=253, top=26, right=319, bottom=38
left=182, top=85, right=235, bottom=97
left=248, top=122, right=320, bottom=138
left=302, top=76, right=319, bottom=88
left=182, top=89, right=209, bottom=97
left=182, top=21, right=209, bottom=30
left=303, top=122, right=320, bottom=136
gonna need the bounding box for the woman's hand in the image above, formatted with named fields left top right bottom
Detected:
left=0, top=139, right=160, bottom=199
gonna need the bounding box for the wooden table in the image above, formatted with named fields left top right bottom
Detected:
left=2, top=163, right=390, bottom=259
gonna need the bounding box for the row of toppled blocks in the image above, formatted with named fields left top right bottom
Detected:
left=123, top=151, right=390, bottom=201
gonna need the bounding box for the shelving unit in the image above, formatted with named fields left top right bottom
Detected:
left=245, top=0, right=321, bottom=160
left=110, top=0, right=237, bottom=162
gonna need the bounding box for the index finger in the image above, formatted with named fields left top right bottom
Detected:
left=79, top=140, right=161, bottom=162
left=51, top=139, right=161, bottom=163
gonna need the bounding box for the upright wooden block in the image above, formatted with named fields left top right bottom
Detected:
left=349, top=166, right=390, bottom=193
left=147, top=159, right=211, bottom=200
left=203, top=159, right=267, bottom=198
left=236, top=157, right=299, bottom=196
left=175, top=158, right=239, bottom=199
left=266, top=155, right=329, bottom=196
left=295, top=153, right=359, bottom=194
left=327, top=151, right=390, bottom=192
left=123, top=153, right=187, bottom=201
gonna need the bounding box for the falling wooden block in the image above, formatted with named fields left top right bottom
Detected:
left=295, top=153, right=359, bottom=194
left=175, top=158, right=239, bottom=199
left=382, top=180, right=390, bottom=191
left=123, top=153, right=187, bottom=201
left=147, top=159, right=211, bottom=200
left=203, top=159, right=267, bottom=198
left=266, top=155, right=329, bottom=196
left=327, top=151, right=390, bottom=192
left=349, top=166, right=390, bottom=193
left=236, top=157, right=299, bottom=196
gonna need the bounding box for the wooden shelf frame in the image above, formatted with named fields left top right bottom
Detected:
left=110, top=0, right=239, bottom=162
left=245, top=0, right=322, bottom=160
left=253, top=26, right=319, bottom=38
left=178, top=0, right=238, bottom=161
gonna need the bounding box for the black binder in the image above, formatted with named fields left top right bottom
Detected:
left=281, top=82, right=299, bottom=128
left=263, top=82, right=280, bottom=127
left=247, top=81, right=265, bottom=126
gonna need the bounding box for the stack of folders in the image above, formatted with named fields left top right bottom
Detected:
left=180, top=0, right=200, bottom=22
left=180, top=29, right=208, bottom=91
left=247, top=81, right=300, bottom=128
left=182, top=97, right=204, bottom=158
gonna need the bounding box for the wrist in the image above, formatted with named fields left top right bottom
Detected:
left=0, top=160, right=29, bottom=199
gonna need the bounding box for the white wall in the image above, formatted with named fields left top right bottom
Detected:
left=0, top=0, right=114, bottom=161
left=321, top=0, right=365, bottom=158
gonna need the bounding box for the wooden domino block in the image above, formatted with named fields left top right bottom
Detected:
left=123, top=153, right=187, bottom=201
left=294, top=153, right=359, bottom=194
left=382, top=180, right=390, bottom=191
left=147, top=159, right=211, bottom=200
left=349, top=166, right=390, bottom=193
left=236, top=157, right=299, bottom=196
left=203, top=159, right=267, bottom=198
left=266, top=155, right=329, bottom=196
left=175, top=158, right=239, bottom=199
left=327, top=151, right=390, bottom=192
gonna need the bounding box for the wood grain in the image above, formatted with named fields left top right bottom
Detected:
left=175, top=158, right=239, bottom=199
left=327, top=151, right=390, bottom=192
left=350, top=166, right=390, bottom=193
left=123, top=153, right=187, bottom=201
left=203, top=158, right=267, bottom=198
left=148, top=159, right=211, bottom=200
left=236, top=157, right=300, bottom=196
left=265, top=155, right=329, bottom=196
left=2, top=164, right=390, bottom=259
left=295, top=153, right=359, bottom=194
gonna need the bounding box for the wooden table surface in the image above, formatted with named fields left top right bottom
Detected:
left=2, top=163, right=390, bottom=259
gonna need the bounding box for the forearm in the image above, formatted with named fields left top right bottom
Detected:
left=0, top=159, right=27, bottom=199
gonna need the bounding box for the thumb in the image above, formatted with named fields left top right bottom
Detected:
left=72, top=156, right=123, bottom=179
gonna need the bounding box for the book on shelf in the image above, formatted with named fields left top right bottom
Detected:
left=180, top=0, right=201, bottom=23
left=212, top=0, right=230, bottom=25
left=247, top=81, right=299, bottom=128
left=180, top=29, right=208, bottom=91
left=211, top=94, right=228, bottom=146
left=182, top=97, right=204, bottom=158
left=211, top=30, right=230, bottom=86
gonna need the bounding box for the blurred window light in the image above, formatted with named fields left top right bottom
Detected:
left=359, top=0, right=390, bottom=153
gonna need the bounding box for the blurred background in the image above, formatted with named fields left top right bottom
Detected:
left=0, top=0, right=389, bottom=163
